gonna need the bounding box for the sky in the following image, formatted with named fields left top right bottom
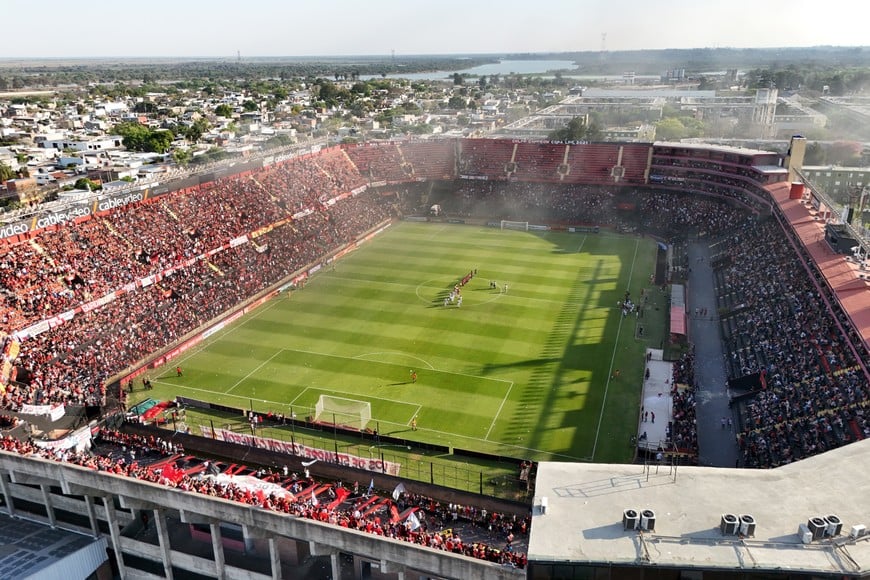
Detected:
left=4, top=0, right=868, bottom=59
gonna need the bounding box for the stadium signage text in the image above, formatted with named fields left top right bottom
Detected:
left=203, top=427, right=402, bottom=476
left=0, top=221, right=30, bottom=239
left=32, top=204, right=91, bottom=229
left=95, top=191, right=144, bottom=213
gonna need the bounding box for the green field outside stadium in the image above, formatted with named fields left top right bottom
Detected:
left=132, top=221, right=663, bottom=478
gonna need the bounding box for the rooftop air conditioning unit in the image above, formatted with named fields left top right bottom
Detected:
left=850, top=524, right=866, bottom=539
left=720, top=513, right=739, bottom=535
left=825, top=515, right=843, bottom=537
left=623, top=509, right=639, bottom=530
left=640, top=509, right=656, bottom=531
left=808, top=517, right=827, bottom=541
left=798, top=523, right=813, bottom=544
left=739, top=514, right=756, bottom=537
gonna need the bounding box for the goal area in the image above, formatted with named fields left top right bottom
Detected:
left=314, top=395, right=372, bottom=431
left=500, top=220, right=529, bottom=231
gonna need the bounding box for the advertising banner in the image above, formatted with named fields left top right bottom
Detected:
left=203, top=427, right=401, bottom=476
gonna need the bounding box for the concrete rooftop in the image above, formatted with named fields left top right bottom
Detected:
left=529, top=438, right=870, bottom=576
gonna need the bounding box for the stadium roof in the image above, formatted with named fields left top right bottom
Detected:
left=653, top=141, right=781, bottom=159
left=0, top=512, right=107, bottom=579
left=528, top=439, right=870, bottom=576
left=769, top=184, right=870, bottom=352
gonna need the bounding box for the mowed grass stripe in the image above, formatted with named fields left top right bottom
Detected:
left=146, top=222, right=657, bottom=462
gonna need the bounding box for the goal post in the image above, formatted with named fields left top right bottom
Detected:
left=500, top=220, right=529, bottom=231
left=314, top=395, right=372, bottom=431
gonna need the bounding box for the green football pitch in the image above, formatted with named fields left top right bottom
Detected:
left=141, top=222, right=661, bottom=464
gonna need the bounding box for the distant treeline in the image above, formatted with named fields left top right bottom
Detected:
left=507, top=46, right=870, bottom=74
left=0, top=56, right=499, bottom=89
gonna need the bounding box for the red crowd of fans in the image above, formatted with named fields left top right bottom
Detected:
left=0, top=429, right=527, bottom=568
left=1, top=148, right=392, bottom=411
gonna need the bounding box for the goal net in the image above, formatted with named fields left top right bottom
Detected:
left=314, top=395, right=372, bottom=431
left=500, top=220, right=529, bottom=231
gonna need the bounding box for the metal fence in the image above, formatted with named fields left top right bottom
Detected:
left=163, top=409, right=531, bottom=501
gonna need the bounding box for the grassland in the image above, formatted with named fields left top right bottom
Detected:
left=134, top=222, right=663, bottom=469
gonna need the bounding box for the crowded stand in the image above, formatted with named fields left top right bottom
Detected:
left=0, top=429, right=528, bottom=568
left=458, top=139, right=515, bottom=177
left=669, top=350, right=699, bottom=456
left=343, top=142, right=410, bottom=183
left=712, top=219, right=870, bottom=467
left=393, top=140, right=457, bottom=181
left=511, top=142, right=566, bottom=182
left=441, top=181, right=753, bottom=242
left=0, top=138, right=866, bottom=478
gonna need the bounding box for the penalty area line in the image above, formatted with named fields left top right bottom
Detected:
left=223, top=348, right=285, bottom=395
left=484, top=381, right=514, bottom=441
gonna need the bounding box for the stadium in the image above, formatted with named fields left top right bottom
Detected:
left=0, top=137, right=868, bottom=579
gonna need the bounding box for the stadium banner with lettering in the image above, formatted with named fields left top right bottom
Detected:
left=0, top=219, right=32, bottom=241
left=33, top=423, right=92, bottom=452
left=28, top=203, right=93, bottom=233
left=202, top=427, right=401, bottom=476
left=229, top=235, right=248, bottom=248
left=20, top=403, right=66, bottom=421
left=92, top=191, right=145, bottom=215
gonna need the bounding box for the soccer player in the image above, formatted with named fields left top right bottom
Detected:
left=411, top=416, right=418, bottom=431
left=410, top=370, right=417, bottom=383
left=176, top=366, right=183, bottom=377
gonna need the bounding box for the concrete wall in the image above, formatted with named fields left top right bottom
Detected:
left=0, top=451, right=525, bottom=580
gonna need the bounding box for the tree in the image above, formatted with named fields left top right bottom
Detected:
left=146, top=130, right=174, bottom=154
left=242, top=100, right=258, bottom=112
left=172, top=149, right=192, bottom=166
left=215, top=104, right=233, bottom=117
left=115, top=122, right=174, bottom=153
left=447, top=95, right=466, bottom=110
left=654, top=117, right=688, bottom=141
left=0, top=162, right=14, bottom=183
left=115, top=122, right=152, bottom=151
left=548, top=116, right=601, bottom=141
left=452, top=73, right=463, bottom=86
left=74, top=177, right=101, bottom=191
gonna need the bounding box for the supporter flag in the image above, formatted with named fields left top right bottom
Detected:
left=328, top=486, right=351, bottom=509
left=301, top=458, right=318, bottom=468
left=408, top=509, right=422, bottom=531
left=311, top=491, right=318, bottom=507
left=391, top=482, right=406, bottom=501
left=760, top=369, right=767, bottom=390
left=390, top=504, right=401, bottom=523
left=160, top=464, right=180, bottom=483
left=367, top=478, right=374, bottom=496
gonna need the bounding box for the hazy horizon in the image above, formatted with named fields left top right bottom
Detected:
left=4, top=0, right=869, bottom=59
